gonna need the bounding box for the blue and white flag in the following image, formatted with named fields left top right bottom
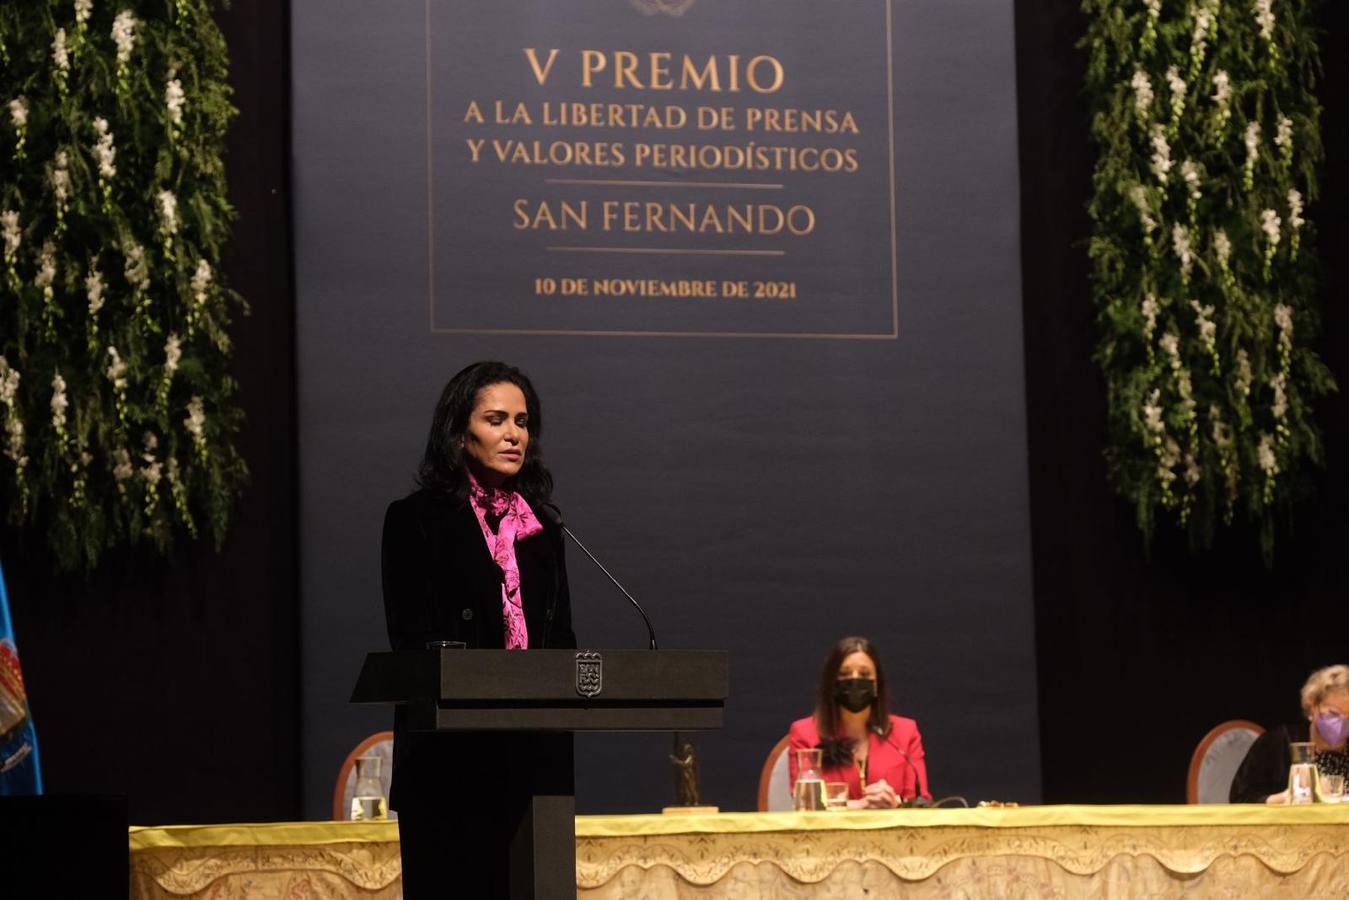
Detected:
left=0, top=561, right=42, bottom=795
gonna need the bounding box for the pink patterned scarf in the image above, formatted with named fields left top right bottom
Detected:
left=466, top=472, right=543, bottom=649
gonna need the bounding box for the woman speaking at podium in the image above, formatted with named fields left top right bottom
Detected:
left=381, top=360, right=576, bottom=898
left=788, top=636, right=931, bottom=808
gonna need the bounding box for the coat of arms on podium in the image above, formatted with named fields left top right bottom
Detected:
left=575, top=651, right=603, bottom=698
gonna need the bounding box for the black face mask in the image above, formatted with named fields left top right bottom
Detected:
left=833, top=678, right=877, bottom=714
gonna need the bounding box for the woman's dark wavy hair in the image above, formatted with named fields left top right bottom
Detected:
left=813, top=635, right=893, bottom=738
left=416, top=361, right=554, bottom=504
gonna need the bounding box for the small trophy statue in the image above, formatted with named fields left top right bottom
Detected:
left=662, top=732, right=718, bottom=815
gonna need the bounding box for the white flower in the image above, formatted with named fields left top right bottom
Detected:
left=1149, top=124, right=1173, bottom=183
left=52, top=28, right=70, bottom=73
left=1257, top=433, right=1279, bottom=475
left=1160, top=332, right=1196, bottom=415
left=1159, top=437, right=1182, bottom=485
left=164, top=333, right=182, bottom=375
left=112, top=11, right=138, bottom=64
left=35, top=241, right=56, bottom=290
left=86, top=266, right=105, bottom=317
left=0, top=358, right=24, bottom=471
left=50, top=150, right=70, bottom=204
left=1171, top=223, right=1193, bottom=280
left=1274, top=303, right=1294, bottom=351
left=1131, top=70, right=1154, bottom=116
left=1245, top=121, right=1261, bottom=164
left=1142, top=293, right=1160, bottom=341
left=1165, top=66, right=1187, bottom=113
left=1287, top=189, right=1305, bottom=231
left=1130, top=185, right=1157, bottom=234
left=184, top=396, right=206, bottom=439
left=50, top=372, right=68, bottom=429
left=1213, top=229, right=1232, bottom=266
left=1181, top=159, right=1201, bottom=202
left=1211, top=70, right=1231, bottom=108
left=75, top=0, right=93, bottom=26
left=0, top=358, right=18, bottom=406
left=1275, top=115, right=1293, bottom=151
left=1191, top=301, right=1217, bottom=349
left=92, top=117, right=117, bottom=179
left=1270, top=372, right=1288, bottom=420
left=1254, top=0, right=1276, bottom=41
left=1193, top=5, right=1215, bottom=48
left=1143, top=389, right=1165, bottom=435
left=1235, top=349, right=1253, bottom=396
left=1159, top=332, right=1179, bottom=360
left=7, top=97, right=27, bottom=129
left=1, top=210, right=19, bottom=263
left=1145, top=0, right=1161, bottom=18
left=158, top=190, right=179, bottom=235
left=1184, top=453, right=1201, bottom=486
left=190, top=259, right=212, bottom=304
left=124, top=242, right=149, bottom=289
left=1260, top=208, right=1281, bottom=247
left=105, top=346, right=128, bottom=390
left=112, top=447, right=134, bottom=482
left=165, top=68, right=185, bottom=125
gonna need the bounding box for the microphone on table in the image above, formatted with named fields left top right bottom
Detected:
left=539, top=503, right=658, bottom=650
left=878, top=727, right=932, bottom=808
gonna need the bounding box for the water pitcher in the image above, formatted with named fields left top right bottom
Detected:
left=1288, top=741, right=1316, bottom=805
left=792, top=748, right=826, bottom=811
left=351, top=755, right=389, bottom=820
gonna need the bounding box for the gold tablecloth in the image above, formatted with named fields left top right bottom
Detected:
left=129, top=821, right=402, bottom=899
left=129, top=806, right=1349, bottom=899
left=576, top=805, right=1349, bottom=898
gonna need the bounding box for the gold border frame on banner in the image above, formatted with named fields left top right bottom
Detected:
left=424, top=0, right=900, bottom=340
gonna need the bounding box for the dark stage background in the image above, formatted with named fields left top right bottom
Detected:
left=291, top=0, right=1041, bottom=817
left=1, top=1, right=1346, bottom=824
left=1015, top=1, right=1349, bottom=803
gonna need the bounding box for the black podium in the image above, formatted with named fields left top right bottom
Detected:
left=351, top=648, right=728, bottom=899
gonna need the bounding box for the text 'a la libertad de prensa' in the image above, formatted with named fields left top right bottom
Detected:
left=463, top=100, right=860, bottom=135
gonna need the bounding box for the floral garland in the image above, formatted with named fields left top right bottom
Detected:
left=1082, top=0, right=1334, bottom=559
left=0, top=1, right=246, bottom=570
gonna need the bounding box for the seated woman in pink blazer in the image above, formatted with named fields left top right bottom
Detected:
left=788, top=636, right=931, bottom=808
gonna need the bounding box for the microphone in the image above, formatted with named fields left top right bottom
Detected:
left=877, top=726, right=930, bottom=807
left=539, top=503, right=658, bottom=650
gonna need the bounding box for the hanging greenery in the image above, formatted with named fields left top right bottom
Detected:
left=1082, top=0, right=1334, bottom=560
left=0, top=0, right=246, bottom=571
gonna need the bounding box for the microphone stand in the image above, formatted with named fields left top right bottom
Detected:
left=543, top=504, right=658, bottom=650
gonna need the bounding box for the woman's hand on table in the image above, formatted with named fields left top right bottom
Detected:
left=862, top=779, right=900, bottom=808
left=1265, top=789, right=1291, bottom=805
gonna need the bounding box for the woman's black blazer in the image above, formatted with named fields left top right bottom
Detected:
left=380, top=487, right=576, bottom=806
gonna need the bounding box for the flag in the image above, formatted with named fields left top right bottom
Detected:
left=0, top=561, right=42, bottom=795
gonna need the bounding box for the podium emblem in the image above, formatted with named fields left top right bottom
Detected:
left=575, top=651, right=603, bottom=698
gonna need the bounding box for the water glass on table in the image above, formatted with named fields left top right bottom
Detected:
left=1320, top=773, right=1345, bottom=802
left=824, top=782, right=849, bottom=810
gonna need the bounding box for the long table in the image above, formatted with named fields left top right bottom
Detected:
left=129, top=805, right=1349, bottom=898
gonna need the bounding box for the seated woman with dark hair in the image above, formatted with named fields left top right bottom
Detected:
left=1230, top=664, right=1349, bottom=803
left=788, top=636, right=931, bottom=809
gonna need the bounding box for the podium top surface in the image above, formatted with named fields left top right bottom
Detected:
left=350, top=648, right=728, bottom=705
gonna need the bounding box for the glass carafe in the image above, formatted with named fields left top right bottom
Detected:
left=350, top=755, right=389, bottom=820
left=1288, top=741, right=1316, bottom=805
left=792, top=748, right=826, bottom=811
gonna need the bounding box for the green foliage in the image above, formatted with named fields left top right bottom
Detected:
left=0, top=0, right=246, bottom=571
left=1081, top=0, right=1334, bottom=562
